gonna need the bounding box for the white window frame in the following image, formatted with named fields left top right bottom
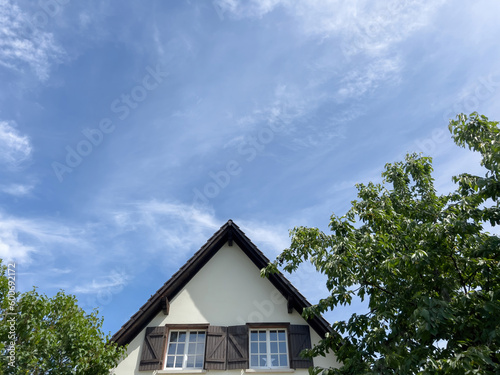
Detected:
left=164, top=329, right=206, bottom=370
left=249, top=328, right=289, bottom=369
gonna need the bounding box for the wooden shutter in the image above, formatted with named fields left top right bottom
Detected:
left=227, top=325, right=248, bottom=369
left=139, top=326, right=167, bottom=371
left=289, top=325, right=313, bottom=369
left=205, top=326, right=227, bottom=370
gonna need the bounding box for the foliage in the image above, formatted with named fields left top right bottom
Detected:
left=0, top=260, right=126, bottom=374
left=264, top=113, right=500, bottom=374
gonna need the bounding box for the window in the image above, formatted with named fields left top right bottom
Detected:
left=165, top=330, right=206, bottom=370
left=249, top=329, right=289, bottom=369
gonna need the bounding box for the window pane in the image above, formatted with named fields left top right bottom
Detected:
left=177, top=343, right=185, bottom=354
left=278, top=330, right=286, bottom=341
left=187, top=356, right=195, bottom=368
left=197, top=343, right=204, bottom=354
left=251, top=342, right=258, bottom=354
left=168, top=344, right=176, bottom=355
left=251, top=331, right=258, bottom=341
left=197, top=332, right=206, bottom=342
left=280, top=354, right=288, bottom=366
left=259, top=342, right=266, bottom=353
left=171, top=332, right=178, bottom=342
left=195, top=355, right=203, bottom=368
left=188, top=343, right=196, bottom=354
left=258, top=331, right=266, bottom=341
left=174, top=356, right=183, bottom=368
left=270, top=342, right=278, bottom=353
left=271, top=354, right=279, bottom=366
left=279, top=341, right=287, bottom=353
left=251, top=355, right=258, bottom=366
left=259, top=355, right=267, bottom=367
left=270, top=330, right=277, bottom=341
left=166, top=356, right=175, bottom=367
left=178, top=332, right=187, bottom=342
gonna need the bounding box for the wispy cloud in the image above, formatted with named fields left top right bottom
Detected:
left=107, top=200, right=222, bottom=264
left=216, top=0, right=446, bottom=50
left=336, top=58, right=401, bottom=101
left=0, top=121, right=32, bottom=168
left=106, top=201, right=294, bottom=266
left=211, top=1, right=429, bottom=155
left=236, top=219, right=290, bottom=256
left=0, top=0, right=65, bottom=81
left=213, top=0, right=283, bottom=19
left=0, top=183, right=34, bottom=196
left=73, top=270, right=130, bottom=295
left=0, top=212, right=85, bottom=264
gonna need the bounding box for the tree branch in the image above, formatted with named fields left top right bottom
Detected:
left=449, top=252, right=468, bottom=294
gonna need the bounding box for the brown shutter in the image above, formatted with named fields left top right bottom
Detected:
left=139, top=326, right=167, bottom=371
left=289, top=325, right=313, bottom=369
left=205, top=326, right=227, bottom=370
left=227, top=325, right=249, bottom=369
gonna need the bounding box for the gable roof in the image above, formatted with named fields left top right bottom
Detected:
left=111, top=220, right=332, bottom=346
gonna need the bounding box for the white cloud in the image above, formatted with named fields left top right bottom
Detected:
left=0, top=212, right=85, bottom=264
left=0, top=121, right=32, bottom=168
left=236, top=219, right=290, bottom=256
left=108, top=200, right=222, bottom=264
left=49, top=268, right=72, bottom=274
left=78, top=12, right=91, bottom=29
left=139, top=200, right=220, bottom=230
left=0, top=226, right=34, bottom=264
left=214, top=0, right=443, bottom=101
left=336, top=58, right=401, bottom=101
left=216, top=0, right=445, bottom=51
left=108, top=201, right=291, bottom=264
left=212, top=1, right=427, bottom=151
left=214, top=0, right=283, bottom=19
left=0, top=183, right=34, bottom=196
left=73, top=270, right=130, bottom=295
left=0, top=0, right=65, bottom=81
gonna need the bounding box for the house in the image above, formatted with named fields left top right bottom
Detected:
left=111, top=220, right=340, bottom=374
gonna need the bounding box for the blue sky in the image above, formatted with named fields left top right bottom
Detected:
left=1, top=0, right=500, bottom=336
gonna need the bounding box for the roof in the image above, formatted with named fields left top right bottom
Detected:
left=111, top=220, right=332, bottom=346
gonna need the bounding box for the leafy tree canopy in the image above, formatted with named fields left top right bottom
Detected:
left=265, top=113, right=500, bottom=374
left=0, top=260, right=126, bottom=374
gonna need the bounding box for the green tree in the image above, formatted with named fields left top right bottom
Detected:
left=264, top=113, right=500, bottom=374
left=0, top=260, right=126, bottom=374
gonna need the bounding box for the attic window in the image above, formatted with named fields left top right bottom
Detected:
left=249, top=329, right=289, bottom=369
left=165, top=330, right=206, bottom=370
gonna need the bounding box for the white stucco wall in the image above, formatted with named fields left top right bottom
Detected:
left=113, top=243, right=340, bottom=374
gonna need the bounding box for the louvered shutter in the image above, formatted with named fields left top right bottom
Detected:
left=205, top=326, right=227, bottom=370
left=289, top=325, right=313, bottom=369
left=227, top=325, right=248, bottom=369
left=139, top=326, right=167, bottom=371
